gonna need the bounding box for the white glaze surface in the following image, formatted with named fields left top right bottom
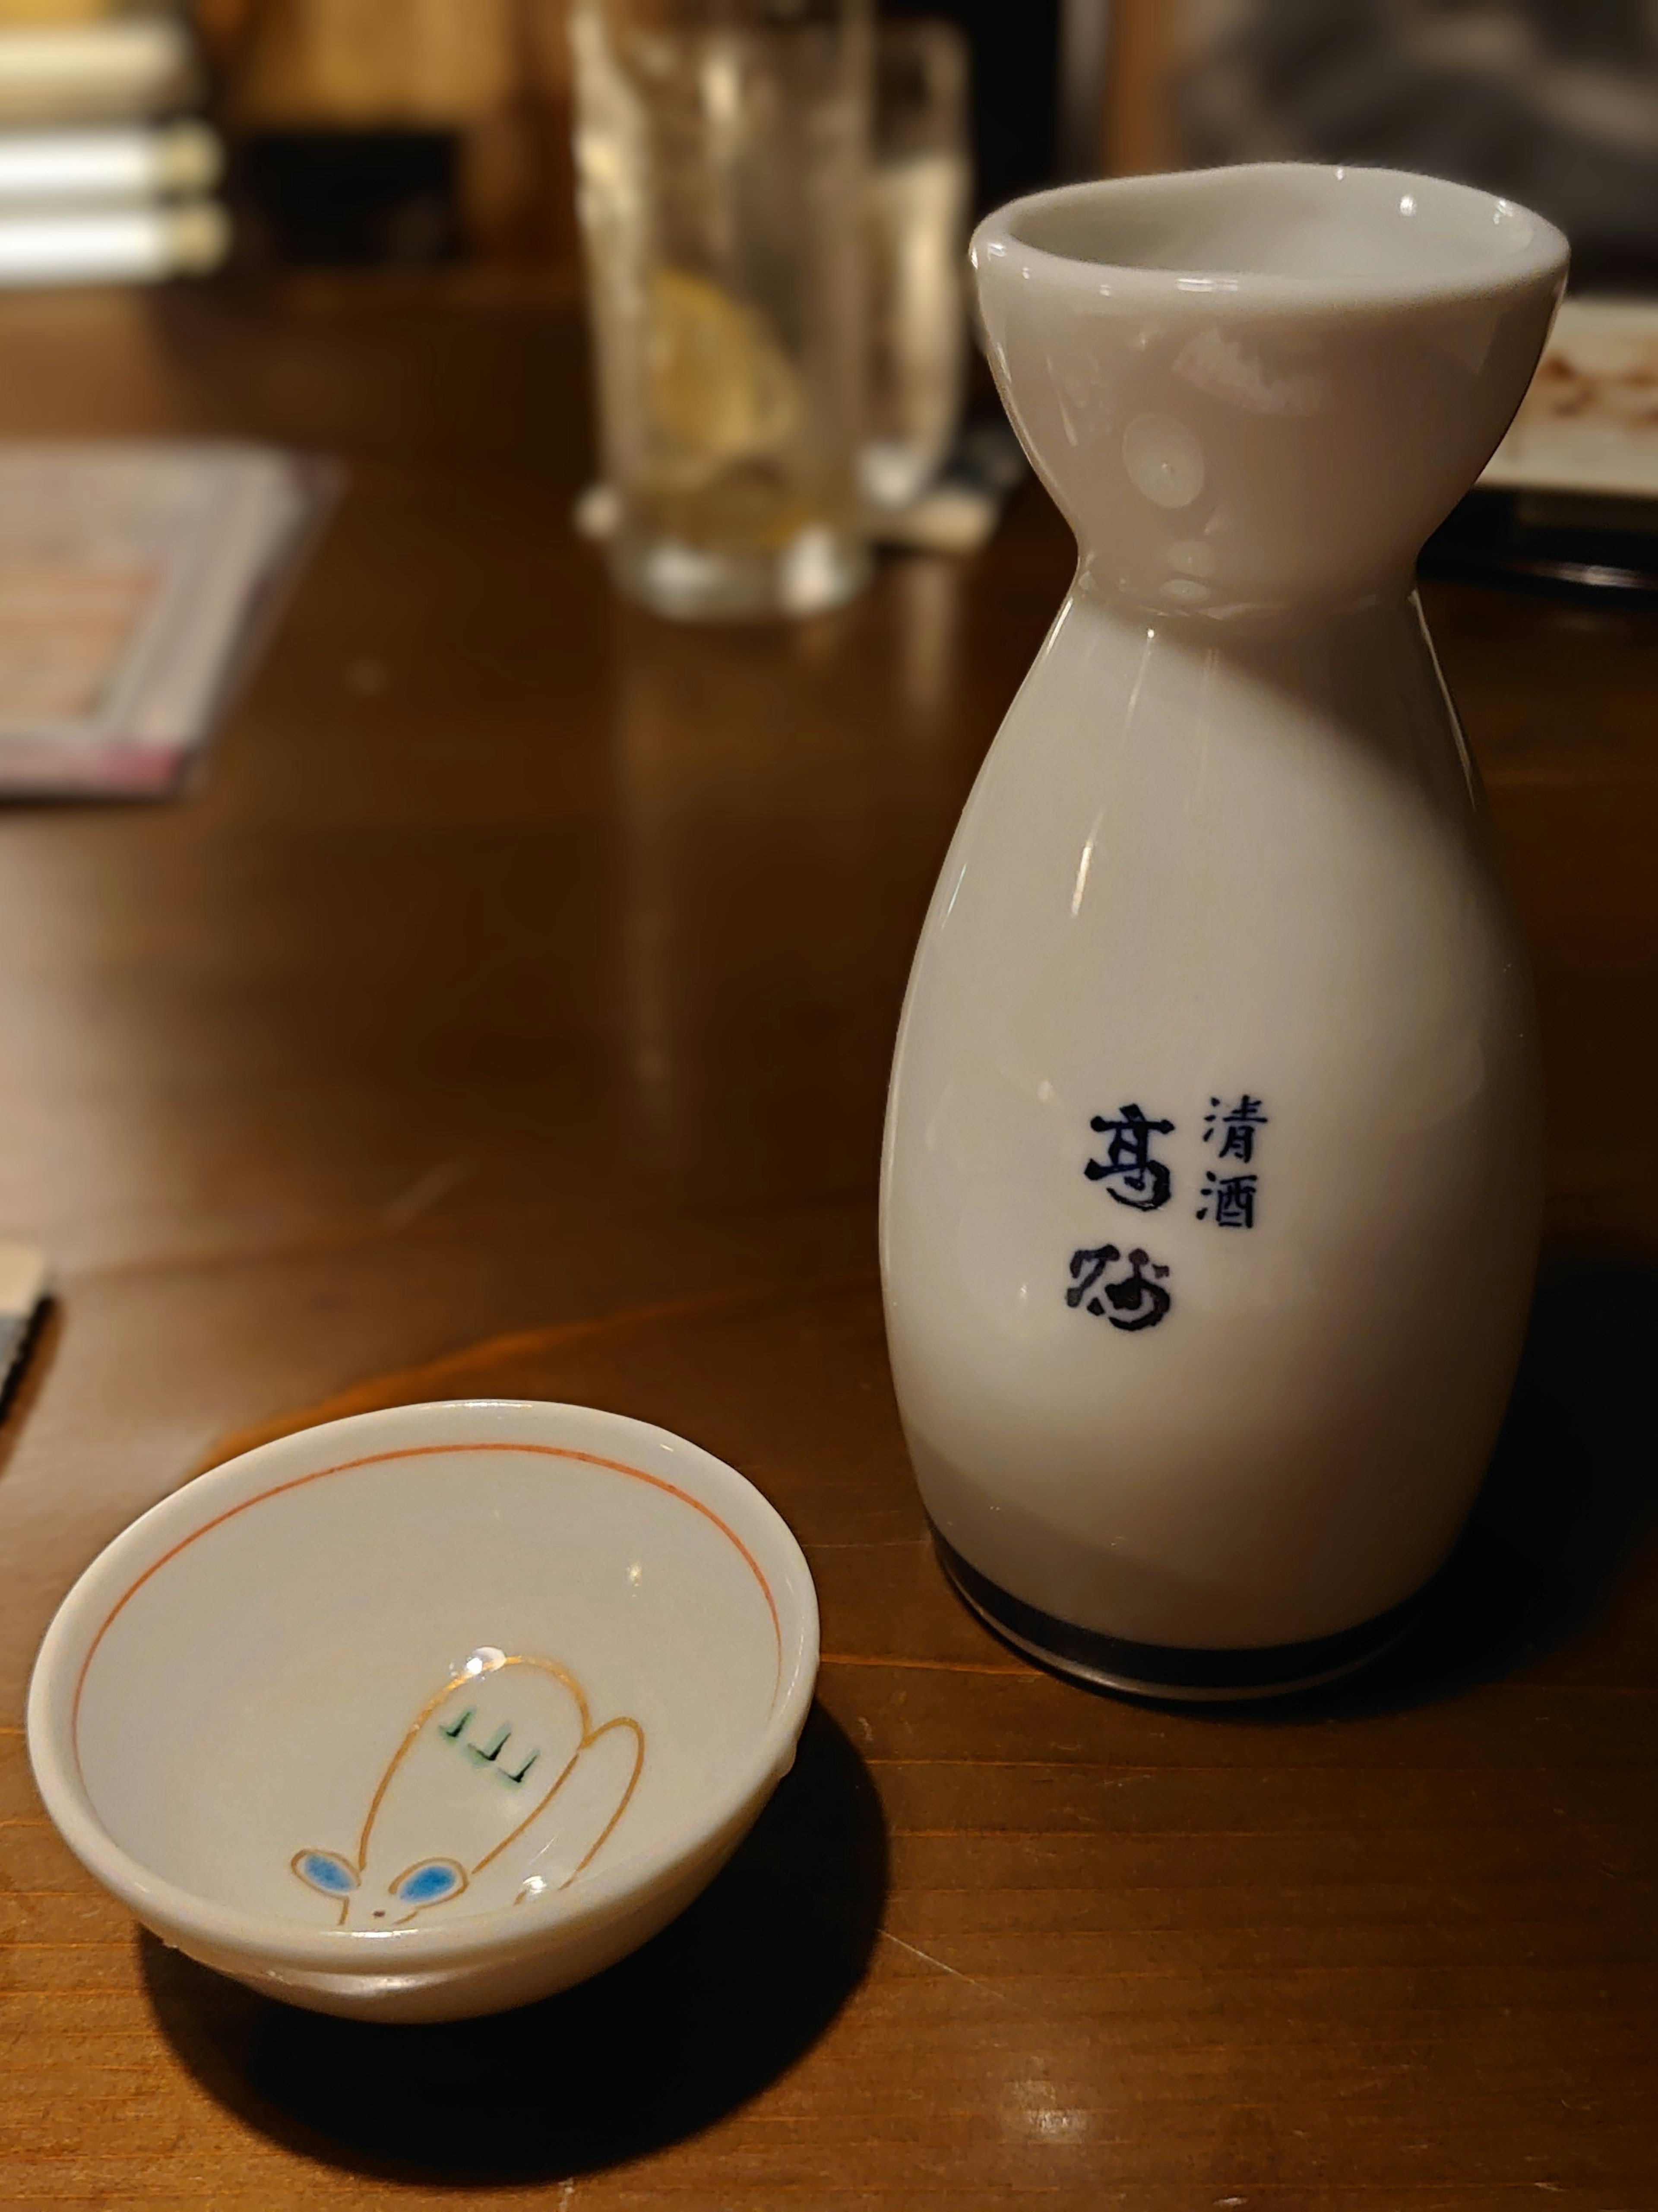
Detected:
left=881, top=165, right=1566, bottom=1658
left=29, top=1400, right=818, bottom=2019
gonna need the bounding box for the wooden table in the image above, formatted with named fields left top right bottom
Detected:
left=0, top=278, right=1654, bottom=2211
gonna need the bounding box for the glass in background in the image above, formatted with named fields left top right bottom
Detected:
left=861, top=15, right=968, bottom=513
left=571, top=0, right=872, bottom=622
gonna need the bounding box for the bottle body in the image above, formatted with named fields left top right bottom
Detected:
left=882, top=584, right=1542, bottom=1678
left=880, top=167, right=1566, bottom=1692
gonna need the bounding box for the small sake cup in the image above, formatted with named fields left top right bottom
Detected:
left=28, top=1399, right=818, bottom=2022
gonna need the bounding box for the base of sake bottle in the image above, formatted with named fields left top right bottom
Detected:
left=932, top=1530, right=1424, bottom=1703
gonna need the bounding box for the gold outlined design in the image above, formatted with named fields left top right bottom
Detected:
left=291, top=1654, right=648, bottom=1924
left=70, top=1437, right=783, bottom=1791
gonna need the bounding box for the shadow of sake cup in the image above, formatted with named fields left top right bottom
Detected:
left=28, top=1399, right=818, bottom=2023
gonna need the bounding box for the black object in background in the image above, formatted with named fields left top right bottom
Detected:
left=235, top=132, right=463, bottom=267
left=1422, top=490, right=1658, bottom=600
left=880, top=0, right=1060, bottom=212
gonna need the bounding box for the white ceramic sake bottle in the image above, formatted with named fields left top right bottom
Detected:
left=881, top=164, right=1568, bottom=1698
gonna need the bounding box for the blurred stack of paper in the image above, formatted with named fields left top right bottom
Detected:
left=0, top=7, right=227, bottom=284
left=0, top=442, right=333, bottom=799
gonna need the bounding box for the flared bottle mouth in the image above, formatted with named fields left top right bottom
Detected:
left=978, top=163, right=1567, bottom=306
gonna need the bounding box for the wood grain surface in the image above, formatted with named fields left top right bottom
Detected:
left=0, top=279, right=1654, bottom=2210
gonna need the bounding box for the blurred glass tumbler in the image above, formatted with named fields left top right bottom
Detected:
left=864, top=18, right=970, bottom=513
left=572, top=0, right=873, bottom=621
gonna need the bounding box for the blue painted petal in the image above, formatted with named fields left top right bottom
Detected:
left=396, top=1860, right=463, bottom=1904
left=297, top=1851, right=357, bottom=1894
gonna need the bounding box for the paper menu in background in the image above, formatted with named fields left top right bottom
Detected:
left=0, top=442, right=330, bottom=798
